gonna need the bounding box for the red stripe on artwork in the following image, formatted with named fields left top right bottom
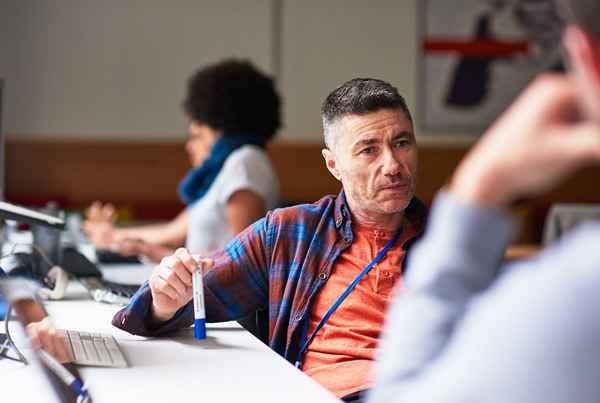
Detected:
left=424, top=38, right=529, bottom=57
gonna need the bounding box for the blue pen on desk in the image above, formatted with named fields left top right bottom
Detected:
left=192, top=258, right=206, bottom=340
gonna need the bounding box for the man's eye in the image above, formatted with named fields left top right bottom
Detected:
left=361, top=147, right=376, bottom=155
left=394, top=139, right=410, bottom=147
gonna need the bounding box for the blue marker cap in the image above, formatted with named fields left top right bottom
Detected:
left=194, top=318, right=206, bottom=340
left=70, top=379, right=88, bottom=398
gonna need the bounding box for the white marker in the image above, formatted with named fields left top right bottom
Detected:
left=192, top=258, right=206, bottom=340
left=38, top=350, right=89, bottom=399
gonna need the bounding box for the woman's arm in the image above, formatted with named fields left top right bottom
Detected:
left=115, top=210, right=189, bottom=248
left=225, top=189, right=267, bottom=235
left=84, top=206, right=189, bottom=250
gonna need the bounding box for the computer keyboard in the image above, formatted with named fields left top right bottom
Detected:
left=96, top=249, right=141, bottom=264
left=66, top=330, right=127, bottom=368
left=96, top=249, right=141, bottom=265
left=79, top=278, right=140, bottom=305
left=101, top=281, right=140, bottom=297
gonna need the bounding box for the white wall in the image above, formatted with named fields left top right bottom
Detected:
left=1, top=0, right=273, bottom=141
left=280, top=0, right=419, bottom=142
left=1, top=0, right=473, bottom=143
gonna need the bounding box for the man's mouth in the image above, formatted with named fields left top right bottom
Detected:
left=379, top=183, right=410, bottom=191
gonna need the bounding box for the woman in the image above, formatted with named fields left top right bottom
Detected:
left=84, top=59, right=281, bottom=262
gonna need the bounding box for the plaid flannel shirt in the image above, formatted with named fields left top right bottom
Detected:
left=112, top=191, right=427, bottom=365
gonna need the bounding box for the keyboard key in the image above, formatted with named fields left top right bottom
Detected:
left=104, top=336, right=127, bottom=368
left=93, top=338, right=112, bottom=365
left=82, top=338, right=99, bottom=363
left=67, top=331, right=86, bottom=361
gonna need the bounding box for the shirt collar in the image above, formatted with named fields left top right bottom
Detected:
left=334, top=189, right=348, bottom=229
left=335, top=189, right=427, bottom=241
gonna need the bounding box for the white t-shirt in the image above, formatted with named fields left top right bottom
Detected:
left=185, top=145, right=279, bottom=254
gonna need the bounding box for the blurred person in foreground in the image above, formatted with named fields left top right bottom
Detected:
left=369, top=1, right=600, bottom=402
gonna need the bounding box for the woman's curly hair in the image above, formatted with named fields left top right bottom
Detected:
left=183, top=59, right=281, bottom=142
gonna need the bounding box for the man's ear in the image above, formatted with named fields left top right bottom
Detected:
left=563, top=25, right=600, bottom=121
left=322, top=148, right=342, bottom=181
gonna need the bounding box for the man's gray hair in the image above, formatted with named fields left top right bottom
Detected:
left=557, top=0, right=600, bottom=37
left=321, top=78, right=413, bottom=149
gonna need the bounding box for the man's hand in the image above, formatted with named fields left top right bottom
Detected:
left=451, top=74, right=600, bottom=208
left=148, top=248, right=212, bottom=323
left=26, top=318, right=74, bottom=364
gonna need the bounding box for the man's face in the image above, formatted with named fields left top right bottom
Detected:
left=322, top=108, right=418, bottom=219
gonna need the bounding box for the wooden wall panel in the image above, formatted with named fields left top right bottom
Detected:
left=6, top=139, right=600, bottom=242
left=7, top=140, right=189, bottom=203
left=7, top=139, right=465, bottom=206
left=267, top=143, right=340, bottom=203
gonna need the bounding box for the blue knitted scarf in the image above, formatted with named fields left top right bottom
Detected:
left=178, top=134, right=265, bottom=205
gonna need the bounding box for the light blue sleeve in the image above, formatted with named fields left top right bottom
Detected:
left=368, top=191, right=513, bottom=403
left=370, top=192, right=600, bottom=403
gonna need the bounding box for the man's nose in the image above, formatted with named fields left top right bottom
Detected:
left=381, top=147, right=403, bottom=176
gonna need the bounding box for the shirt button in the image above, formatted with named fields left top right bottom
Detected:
left=318, top=272, right=327, bottom=280
left=295, top=313, right=303, bottom=321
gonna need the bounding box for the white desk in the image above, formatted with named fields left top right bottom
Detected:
left=1, top=267, right=341, bottom=403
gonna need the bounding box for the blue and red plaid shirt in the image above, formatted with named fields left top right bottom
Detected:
left=112, top=191, right=427, bottom=365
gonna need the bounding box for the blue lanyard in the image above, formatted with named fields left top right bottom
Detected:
left=294, top=228, right=402, bottom=369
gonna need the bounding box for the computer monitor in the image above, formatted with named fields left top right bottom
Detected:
left=0, top=201, right=65, bottom=230
left=542, top=204, right=600, bottom=245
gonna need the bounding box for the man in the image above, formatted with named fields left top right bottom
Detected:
left=369, top=1, right=600, bottom=403
left=112, top=78, right=427, bottom=401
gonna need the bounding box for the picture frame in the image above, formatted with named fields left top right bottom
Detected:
left=418, top=0, right=564, bottom=134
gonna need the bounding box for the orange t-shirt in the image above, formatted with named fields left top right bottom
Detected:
left=302, top=221, right=417, bottom=398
